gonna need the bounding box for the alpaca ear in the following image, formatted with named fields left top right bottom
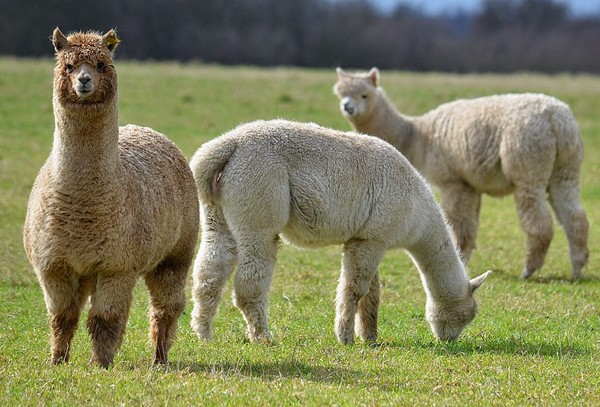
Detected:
left=368, top=67, right=379, bottom=86
left=52, top=27, right=69, bottom=53
left=336, top=67, right=346, bottom=80
left=469, top=270, right=492, bottom=293
left=103, top=29, right=120, bottom=53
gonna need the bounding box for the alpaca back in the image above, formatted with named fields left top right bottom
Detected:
left=192, top=120, right=439, bottom=250
left=413, top=93, right=582, bottom=193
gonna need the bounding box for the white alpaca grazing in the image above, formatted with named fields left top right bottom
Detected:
left=189, top=119, right=491, bottom=344
left=334, top=67, right=589, bottom=280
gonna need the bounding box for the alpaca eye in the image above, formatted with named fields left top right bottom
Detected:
left=96, top=62, right=106, bottom=73
left=65, top=64, right=74, bottom=74
left=362, top=94, right=368, bottom=99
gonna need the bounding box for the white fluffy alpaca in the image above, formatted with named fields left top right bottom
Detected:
left=189, top=119, right=491, bottom=344
left=334, top=67, right=589, bottom=279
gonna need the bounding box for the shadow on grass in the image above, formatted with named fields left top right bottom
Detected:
left=158, top=338, right=589, bottom=386
left=163, top=333, right=590, bottom=380
left=169, top=358, right=362, bottom=383
left=531, top=274, right=600, bottom=284
left=489, top=268, right=600, bottom=284
left=382, top=335, right=591, bottom=358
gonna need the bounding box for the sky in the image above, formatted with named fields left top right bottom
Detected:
left=372, top=0, right=600, bottom=16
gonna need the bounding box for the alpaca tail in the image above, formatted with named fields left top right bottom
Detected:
left=550, top=104, right=584, bottom=174
left=189, top=135, right=238, bottom=204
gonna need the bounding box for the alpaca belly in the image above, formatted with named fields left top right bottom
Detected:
left=282, top=198, right=365, bottom=248
left=283, top=208, right=343, bottom=248
left=281, top=224, right=350, bottom=248
left=467, top=170, right=513, bottom=197
left=452, top=149, right=513, bottom=197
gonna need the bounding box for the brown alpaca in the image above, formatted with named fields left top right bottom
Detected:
left=334, top=68, right=589, bottom=280
left=23, top=28, right=199, bottom=368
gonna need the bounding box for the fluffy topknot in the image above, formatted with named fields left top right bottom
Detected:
left=52, top=28, right=119, bottom=64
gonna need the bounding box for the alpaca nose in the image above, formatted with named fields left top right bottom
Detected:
left=78, top=73, right=91, bottom=84
left=343, top=102, right=354, bottom=114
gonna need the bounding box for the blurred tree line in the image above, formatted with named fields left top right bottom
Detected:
left=2, top=0, right=599, bottom=73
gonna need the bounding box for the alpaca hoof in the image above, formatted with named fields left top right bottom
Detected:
left=336, top=332, right=355, bottom=345
left=194, top=332, right=213, bottom=341
left=89, top=356, right=112, bottom=369
left=521, top=268, right=535, bottom=279
left=51, top=355, right=68, bottom=365
left=191, top=322, right=213, bottom=341
left=359, top=332, right=378, bottom=343
left=249, top=330, right=272, bottom=344
left=256, top=336, right=272, bottom=345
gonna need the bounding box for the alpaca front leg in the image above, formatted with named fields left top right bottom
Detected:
left=440, top=183, right=482, bottom=263
left=355, top=271, right=380, bottom=342
left=335, top=240, right=385, bottom=344
left=40, top=268, right=94, bottom=364
left=232, top=236, right=278, bottom=343
left=145, top=258, right=190, bottom=365
left=514, top=186, right=553, bottom=278
left=87, top=273, right=137, bottom=368
left=191, top=228, right=237, bottom=341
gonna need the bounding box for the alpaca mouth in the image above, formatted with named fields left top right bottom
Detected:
left=75, top=86, right=93, bottom=98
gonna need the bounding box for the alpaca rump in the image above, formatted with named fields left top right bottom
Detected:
left=190, top=119, right=491, bottom=344
left=334, top=67, right=589, bottom=280
left=23, top=28, right=199, bottom=368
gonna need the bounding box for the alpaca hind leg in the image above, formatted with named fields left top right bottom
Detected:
left=440, top=183, right=481, bottom=263
left=232, top=232, right=279, bottom=343
left=355, top=271, right=380, bottom=343
left=41, top=267, right=94, bottom=364
left=548, top=177, right=589, bottom=279
left=87, top=273, right=137, bottom=368
left=145, top=256, right=190, bottom=365
left=514, top=186, right=554, bottom=278
left=335, top=239, right=385, bottom=344
left=191, top=205, right=237, bottom=340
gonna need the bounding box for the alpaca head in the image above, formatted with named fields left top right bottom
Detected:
left=425, top=270, right=491, bottom=341
left=333, top=67, right=380, bottom=122
left=52, top=27, right=120, bottom=110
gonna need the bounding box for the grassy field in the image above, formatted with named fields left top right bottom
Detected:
left=0, top=57, right=598, bottom=405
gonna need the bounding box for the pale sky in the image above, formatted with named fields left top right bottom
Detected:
left=372, top=0, right=600, bottom=16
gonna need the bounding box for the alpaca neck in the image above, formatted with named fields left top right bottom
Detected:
left=353, top=90, right=426, bottom=169
left=51, top=96, right=121, bottom=190
left=409, top=223, right=469, bottom=302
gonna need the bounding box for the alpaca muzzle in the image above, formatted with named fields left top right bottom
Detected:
left=341, top=99, right=356, bottom=116
left=75, top=68, right=95, bottom=97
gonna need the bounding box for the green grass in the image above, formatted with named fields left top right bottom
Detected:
left=1, top=57, right=599, bottom=405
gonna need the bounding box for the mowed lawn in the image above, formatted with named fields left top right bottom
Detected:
left=0, top=57, right=598, bottom=405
